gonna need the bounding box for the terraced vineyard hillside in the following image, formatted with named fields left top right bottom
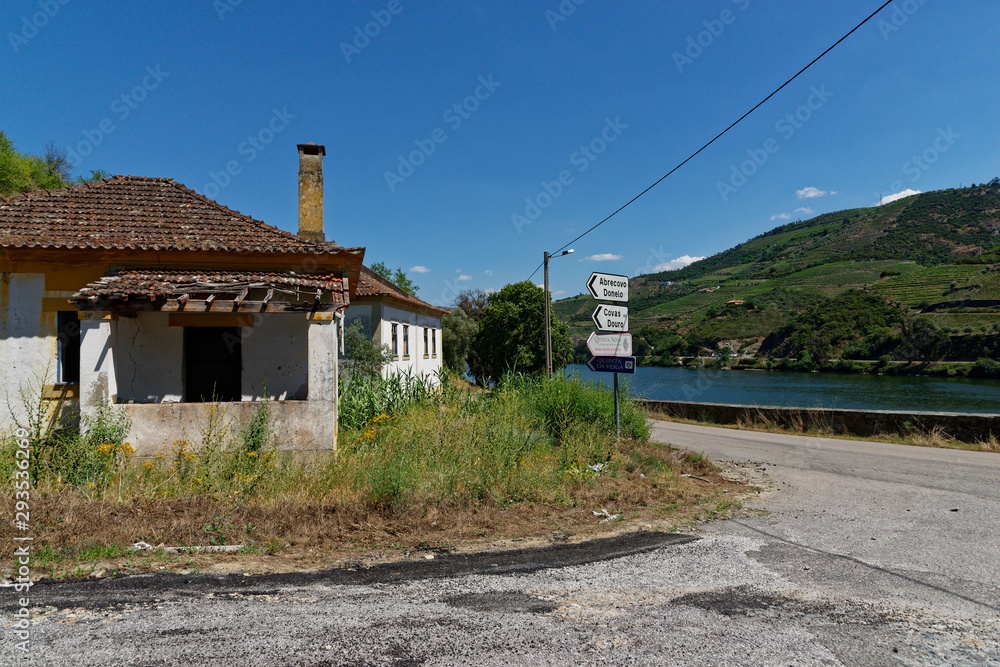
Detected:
left=554, top=183, right=1000, bottom=367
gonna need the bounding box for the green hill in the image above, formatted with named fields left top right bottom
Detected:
left=555, top=181, right=1000, bottom=374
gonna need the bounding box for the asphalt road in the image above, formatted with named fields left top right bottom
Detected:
left=3, top=422, right=999, bottom=666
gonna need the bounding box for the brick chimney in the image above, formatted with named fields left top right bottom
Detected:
left=297, top=143, right=325, bottom=242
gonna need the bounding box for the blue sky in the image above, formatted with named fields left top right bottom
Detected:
left=4, top=0, right=999, bottom=305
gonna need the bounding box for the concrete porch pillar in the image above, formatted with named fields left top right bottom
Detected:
left=307, top=312, right=339, bottom=450
left=79, top=313, right=117, bottom=422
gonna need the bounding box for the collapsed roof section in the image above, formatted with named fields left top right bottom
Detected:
left=72, top=269, right=348, bottom=314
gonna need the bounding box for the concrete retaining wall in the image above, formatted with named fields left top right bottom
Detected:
left=639, top=400, right=1000, bottom=443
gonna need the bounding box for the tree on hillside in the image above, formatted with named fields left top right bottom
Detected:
left=470, top=281, right=571, bottom=384
left=454, top=289, right=489, bottom=322
left=0, top=132, right=107, bottom=196
left=370, top=261, right=419, bottom=296
left=441, top=307, right=478, bottom=373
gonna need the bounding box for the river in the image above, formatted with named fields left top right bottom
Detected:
left=566, top=365, right=1000, bottom=414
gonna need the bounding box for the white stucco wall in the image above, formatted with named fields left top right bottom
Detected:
left=242, top=314, right=309, bottom=401
left=0, top=273, right=53, bottom=427
left=378, top=304, right=443, bottom=382
left=343, top=301, right=442, bottom=383
left=1, top=271, right=340, bottom=453
left=115, top=313, right=184, bottom=403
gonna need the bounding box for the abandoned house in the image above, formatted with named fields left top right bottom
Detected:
left=0, top=166, right=363, bottom=455
left=0, top=143, right=447, bottom=455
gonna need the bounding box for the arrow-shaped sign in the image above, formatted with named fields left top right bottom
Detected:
left=587, top=332, right=633, bottom=357
left=592, top=304, right=628, bottom=332
left=587, top=272, right=629, bottom=302
left=586, top=356, right=636, bottom=374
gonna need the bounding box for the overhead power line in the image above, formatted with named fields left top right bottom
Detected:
left=528, top=0, right=895, bottom=282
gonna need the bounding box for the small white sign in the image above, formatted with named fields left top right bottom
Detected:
left=587, top=332, right=633, bottom=357
left=587, top=272, right=629, bottom=303
left=592, top=304, right=628, bottom=332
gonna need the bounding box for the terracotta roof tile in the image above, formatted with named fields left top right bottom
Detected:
left=355, top=267, right=447, bottom=314
left=0, top=176, right=358, bottom=255
left=73, top=269, right=346, bottom=304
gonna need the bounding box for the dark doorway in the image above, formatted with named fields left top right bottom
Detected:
left=184, top=327, right=242, bottom=402
left=57, top=311, right=81, bottom=384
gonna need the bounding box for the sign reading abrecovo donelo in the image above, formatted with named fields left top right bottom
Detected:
left=587, top=272, right=629, bottom=303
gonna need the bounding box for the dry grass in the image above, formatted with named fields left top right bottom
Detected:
left=1, top=375, right=742, bottom=580
left=0, top=442, right=735, bottom=580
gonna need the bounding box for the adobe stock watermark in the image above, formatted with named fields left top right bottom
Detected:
left=201, top=106, right=296, bottom=200
left=873, top=127, right=959, bottom=205
left=341, top=0, right=404, bottom=64
left=212, top=0, right=245, bottom=20
left=634, top=245, right=677, bottom=278
left=877, top=0, right=928, bottom=40
left=511, top=117, right=628, bottom=233
left=545, top=0, right=586, bottom=31
left=7, top=0, right=71, bottom=54
left=66, top=65, right=170, bottom=168
left=673, top=0, right=751, bottom=73
left=384, top=74, right=501, bottom=193
left=8, top=427, right=34, bottom=654
left=717, top=84, right=832, bottom=202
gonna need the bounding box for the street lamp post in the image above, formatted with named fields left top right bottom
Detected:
left=544, top=249, right=574, bottom=377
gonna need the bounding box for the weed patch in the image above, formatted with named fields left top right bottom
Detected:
left=1, top=374, right=734, bottom=580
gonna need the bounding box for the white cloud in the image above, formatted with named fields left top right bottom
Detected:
left=653, top=255, right=706, bottom=272
left=409, top=265, right=430, bottom=274
left=484, top=270, right=494, bottom=276
left=457, top=275, right=473, bottom=282
left=796, top=187, right=829, bottom=199
left=584, top=253, right=623, bottom=262
left=795, top=207, right=815, bottom=215
left=879, top=189, right=922, bottom=205
left=771, top=213, right=791, bottom=221
left=553, top=290, right=566, bottom=297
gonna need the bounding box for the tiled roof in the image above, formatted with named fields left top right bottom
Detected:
left=73, top=270, right=346, bottom=304
left=0, top=176, right=359, bottom=255
left=355, top=266, right=447, bottom=314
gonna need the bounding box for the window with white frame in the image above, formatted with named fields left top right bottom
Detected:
left=391, top=322, right=399, bottom=358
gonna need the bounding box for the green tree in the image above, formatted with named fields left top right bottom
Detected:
left=454, top=289, right=489, bottom=322
left=370, top=261, right=419, bottom=296
left=0, top=132, right=108, bottom=196
left=470, top=281, right=571, bottom=384
left=341, top=319, right=392, bottom=379
left=453, top=289, right=490, bottom=378
left=441, top=307, right=478, bottom=373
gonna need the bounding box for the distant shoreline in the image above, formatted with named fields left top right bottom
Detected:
left=631, top=358, right=1000, bottom=380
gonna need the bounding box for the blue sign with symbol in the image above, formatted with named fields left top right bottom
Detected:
left=585, top=356, right=636, bottom=374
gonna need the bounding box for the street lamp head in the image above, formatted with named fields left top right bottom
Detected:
left=565, top=249, right=574, bottom=255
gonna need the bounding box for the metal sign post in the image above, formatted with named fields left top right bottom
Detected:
left=614, top=372, right=620, bottom=441
left=586, top=270, right=630, bottom=442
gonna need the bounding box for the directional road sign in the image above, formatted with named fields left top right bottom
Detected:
left=587, top=332, right=632, bottom=357
left=592, top=304, right=628, bottom=332
left=586, top=356, right=636, bottom=374
left=587, top=272, right=629, bottom=303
